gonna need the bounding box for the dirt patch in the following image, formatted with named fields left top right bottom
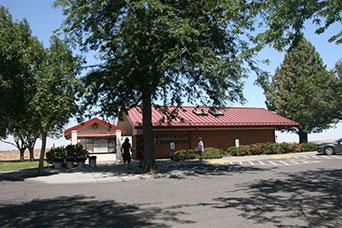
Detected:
left=0, top=149, right=42, bottom=161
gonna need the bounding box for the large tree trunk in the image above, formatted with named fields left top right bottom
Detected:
left=142, top=90, right=157, bottom=173
left=299, top=129, right=308, bottom=144
left=38, top=131, right=47, bottom=172
left=28, top=137, right=37, bottom=161
left=28, top=147, right=34, bottom=161
left=19, top=148, right=25, bottom=162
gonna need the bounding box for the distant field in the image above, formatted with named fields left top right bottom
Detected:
left=0, top=149, right=42, bottom=161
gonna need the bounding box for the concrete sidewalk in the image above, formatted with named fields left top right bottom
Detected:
left=26, top=151, right=319, bottom=184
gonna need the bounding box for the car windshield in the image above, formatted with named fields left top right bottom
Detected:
left=336, top=138, right=342, bottom=143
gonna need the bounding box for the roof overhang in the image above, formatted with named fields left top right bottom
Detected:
left=64, top=117, right=125, bottom=139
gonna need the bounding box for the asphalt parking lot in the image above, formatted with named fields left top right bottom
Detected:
left=1, top=152, right=341, bottom=228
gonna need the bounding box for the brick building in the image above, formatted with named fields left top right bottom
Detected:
left=118, top=106, right=299, bottom=158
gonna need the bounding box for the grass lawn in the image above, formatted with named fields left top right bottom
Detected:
left=0, top=161, right=48, bottom=172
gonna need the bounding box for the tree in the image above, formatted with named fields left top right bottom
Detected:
left=55, top=0, right=263, bottom=172
left=251, top=0, right=342, bottom=49
left=331, top=60, right=342, bottom=119
left=32, top=36, right=81, bottom=170
left=0, top=6, right=45, bottom=160
left=263, top=36, right=340, bottom=143
left=0, top=130, right=39, bottom=161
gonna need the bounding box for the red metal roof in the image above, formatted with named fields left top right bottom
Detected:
left=64, top=117, right=125, bottom=139
left=127, top=106, right=299, bottom=128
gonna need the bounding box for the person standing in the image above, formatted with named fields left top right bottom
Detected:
left=197, top=137, right=205, bottom=160
left=121, top=138, right=132, bottom=167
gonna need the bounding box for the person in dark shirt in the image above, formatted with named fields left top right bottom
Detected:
left=121, top=138, right=132, bottom=166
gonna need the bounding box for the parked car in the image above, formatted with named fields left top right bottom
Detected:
left=317, top=138, right=342, bottom=155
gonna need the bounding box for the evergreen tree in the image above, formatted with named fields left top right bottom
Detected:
left=263, top=36, right=339, bottom=143
left=332, top=60, right=342, bottom=120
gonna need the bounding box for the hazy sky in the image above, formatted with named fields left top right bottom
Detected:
left=0, top=0, right=341, bottom=150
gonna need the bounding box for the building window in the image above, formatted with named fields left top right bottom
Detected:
left=108, top=138, right=116, bottom=153
left=80, top=138, right=94, bottom=152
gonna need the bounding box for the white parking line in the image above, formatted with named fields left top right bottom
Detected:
left=322, top=156, right=333, bottom=159
left=268, top=160, right=278, bottom=165
left=258, top=161, right=266, bottom=165
left=331, top=155, right=340, bottom=159
left=311, top=160, right=321, bottom=163
left=238, top=161, right=243, bottom=165
left=248, top=161, right=255, bottom=165
left=289, top=160, right=299, bottom=164
left=279, top=161, right=290, bottom=165
left=302, top=160, right=309, bottom=164
left=300, top=156, right=311, bottom=159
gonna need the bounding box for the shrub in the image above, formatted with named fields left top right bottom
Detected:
left=172, top=149, right=199, bottom=161
left=46, top=146, right=65, bottom=163
left=65, top=144, right=88, bottom=162
left=227, top=146, right=245, bottom=156
left=75, top=144, right=88, bottom=158
left=302, top=142, right=317, bottom=152
left=203, top=147, right=224, bottom=159
left=65, top=144, right=77, bottom=158
left=172, top=147, right=224, bottom=161
left=227, top=142, right=317, bottom=156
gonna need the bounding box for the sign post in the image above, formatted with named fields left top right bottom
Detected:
left=235, top=139, right=240, bottom=148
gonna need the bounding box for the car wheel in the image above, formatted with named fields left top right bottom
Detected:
left=324, top=147, right=335, bottom=155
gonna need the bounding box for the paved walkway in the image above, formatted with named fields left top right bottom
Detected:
left=19, top=151, right=341, bottom=184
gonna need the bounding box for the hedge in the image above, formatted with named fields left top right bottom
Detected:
left=172, top=147, right=224, bottom=161
left=227, top=142, right=317, bottom=156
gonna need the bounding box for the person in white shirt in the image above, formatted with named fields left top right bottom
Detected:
left=197, top=137, right=204, bottom=160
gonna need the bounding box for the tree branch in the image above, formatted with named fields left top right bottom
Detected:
left=0, top=139, right=17, bottom=148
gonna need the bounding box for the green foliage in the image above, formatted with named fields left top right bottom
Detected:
left=332, top=60, right=342, bottom=120
left=172, top=149, right=199, bottom=161
left=252, top=0, right=342, bottom=49
left=0, top=6, right=43, bottom=146
left=227, top=142, right=317, bottom=156
left=55, top=0, right=264, bottom=171
left=172, top=147, right=224, bottom=161
left=292, top=142, right=317, bottom=152
left=54, top=0, right=264, bottom=112
left=46, top=144, right=89, bottom=164
left=226, top=147, right=245, bottom=156
left=32, top=36, right=82, bottom=135
left=46, top=147, right=66, bottom=163
left=0, top=161, right=48, bottom=172
left=75, top=144, right=88, bottom=158
left=262, top=36, right=340, bottom=141
left=203, top=147, right=224, bottom=159
left=65, top=144, right=76, bottom=158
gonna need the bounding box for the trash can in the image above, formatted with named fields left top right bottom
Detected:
left=89, top=156, right=97, bottom=168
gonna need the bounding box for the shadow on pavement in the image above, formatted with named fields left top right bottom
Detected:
left=0, top=159, right=273, bottom=182
left=74, top=159, right=274, bottom=178
left=0, top=195, right=194, bottom=228
left=0, top=168, right=59, bottom=182
left=212, top=168, right=342, bottom=227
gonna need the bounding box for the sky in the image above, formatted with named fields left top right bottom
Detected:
left=0, top=0, right=341, bottom=150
